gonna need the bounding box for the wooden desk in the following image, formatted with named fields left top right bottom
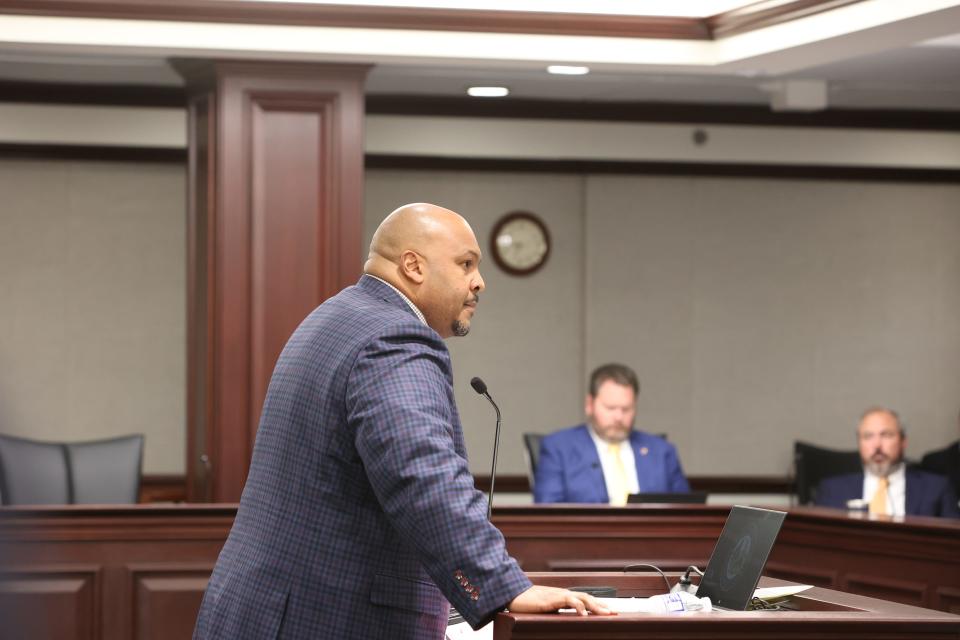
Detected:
left=0, top=503, right=958, bottom=639
left=498, top=573, right=960, bottom=640
left=0, top=504, right=233, bottom=640
left=493, top=504, right=960, bottom=613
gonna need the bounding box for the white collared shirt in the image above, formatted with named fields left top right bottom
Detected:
left=863, top=464, right=906, bottom=516
left=366, top=275, right=427, bottom=326
left=587, top=427, right=640, bottom=497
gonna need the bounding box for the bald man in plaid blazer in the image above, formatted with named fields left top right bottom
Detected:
left=194, top=205, right=607, bottom=640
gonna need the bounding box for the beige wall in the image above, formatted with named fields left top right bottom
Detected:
left=366, top=170, right=960, bottom=476
left=2, top=159, right=958, bottom=479
left=364, top=171, right=588, bottom=477
left=0, top=159, right=186, bottom=474
left=585, top=175, right=960, bottom=475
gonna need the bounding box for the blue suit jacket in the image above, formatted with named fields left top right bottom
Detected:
left=194, top=276, right=530, bottom=640
left=533, top=424, right=690, bottom=503
left=815, top=468, right=960, bottom=518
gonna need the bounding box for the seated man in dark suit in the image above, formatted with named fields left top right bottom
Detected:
left=816, top=407, right=959, bottom=518
left=534, top=363, right=689, bottom=505
left=920, top=409, right=960, bottom=499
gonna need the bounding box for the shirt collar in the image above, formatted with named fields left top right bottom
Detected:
left=587, top=424, right=632, bottom=450
left=366, top=274, right=428, bottom=326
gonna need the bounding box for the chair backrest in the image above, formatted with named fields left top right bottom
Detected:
left=522, top=433, right=544, bottom=491
left=0, top=433, right=71, bottom=505
left=793, top=440, right=862, bottom=505
left=66, top=434, right=144, bottom=504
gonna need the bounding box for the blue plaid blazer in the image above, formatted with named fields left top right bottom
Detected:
left=194, top=276, right=531, bottom=640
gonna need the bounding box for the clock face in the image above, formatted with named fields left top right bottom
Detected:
left=491, top=212, right=550, bottom=276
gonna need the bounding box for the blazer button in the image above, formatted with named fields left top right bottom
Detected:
left=471, top=592, right=480, bottom=601
left=454, top=570, right=463, bottom=580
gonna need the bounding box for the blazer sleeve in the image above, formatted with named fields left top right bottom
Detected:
left=346, top=325, right=531, bottom=629
left=664, top=444, right=691, bottom=493
left=533, top=436, right=566, bottom=504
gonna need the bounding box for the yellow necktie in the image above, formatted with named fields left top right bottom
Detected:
left=869, top=476, right=889, bottom=516
left=607, top=443, right=629, bottom=506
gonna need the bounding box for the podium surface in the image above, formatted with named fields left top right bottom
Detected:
left=496, top=573, right=960, bottom=640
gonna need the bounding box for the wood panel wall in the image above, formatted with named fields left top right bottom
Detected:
left=173, top=61, right=368, bottom=503
left=1, top=505, right=958, bottom=640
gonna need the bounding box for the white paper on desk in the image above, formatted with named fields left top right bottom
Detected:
left=754, top=585, right=813, bottom=601
left=593, top=597, right=661, bottom=613
left=566, top=593, right=711, bottom=614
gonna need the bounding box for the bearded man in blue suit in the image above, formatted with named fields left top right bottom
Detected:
left=815, top=407, right=959, bottom=518
left=193, top=204, right=610, bottom=640
left=534, top=364, right=689, bottom=505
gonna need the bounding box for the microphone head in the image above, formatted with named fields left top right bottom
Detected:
left=470, top=376, right=488, bottom=395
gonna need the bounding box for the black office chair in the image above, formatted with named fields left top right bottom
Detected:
left=793, top=440, right=862, bottom=505
left=0, top=433, right=72, bottom=504
left=0, top=433, right=144, bottom=505
left=522, top=433, right=544, bottom=491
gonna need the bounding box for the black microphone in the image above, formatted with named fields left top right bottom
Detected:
left=470, top=376, right=500, bottom=521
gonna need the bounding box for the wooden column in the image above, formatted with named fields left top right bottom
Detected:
left=174, top=61, right=369, bottom=502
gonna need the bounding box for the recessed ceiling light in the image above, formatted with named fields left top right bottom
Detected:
left=547, top=65, right=590, bottom=75
left=467, top=86, right=510, bottom=97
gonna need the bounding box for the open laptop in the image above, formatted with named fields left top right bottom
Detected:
left=627, top=491, right=708, bottom=504
left=694, top=505, right=787, bottom=610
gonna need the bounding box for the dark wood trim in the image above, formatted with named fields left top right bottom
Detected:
left=708, top=0, right=866, bottom=38
left=4, top=145, right=953, bottom=184
left=474, top=474, right=792, bottom=494
left=367, top=96, right=960, bottom=131
left=139, top=474, right=188, bottom=503
left=0, top=0, right=709, bottom=39
left=367, top=155, right=960, bottom=184
left=688, top=475, right=792, bottom=493
left=0, top=143, right=187, bottom=163
left=2, top=504, right=959, bottom=627
left=475, top=475, right=531, bottom=494
left=0, top=81, right=186, bottom=107
left=3, top=84, right=957, bottom=132
left=136, top=473, right=793, bottom=500
left=175, top=60, right=369, bottom=502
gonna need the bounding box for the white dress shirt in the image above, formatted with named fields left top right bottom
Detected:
left=367, top=275, right=427, bottom=326
left=862, top=464, right=906, bottom=516
left=588, top=427, right=640, bottom=498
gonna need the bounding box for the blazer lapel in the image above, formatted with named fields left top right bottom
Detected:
left=572, top=426, right=607, bottom=503
left=904, top=469, right=920, bottom=515
left=629, top=432, right=654, bottom=492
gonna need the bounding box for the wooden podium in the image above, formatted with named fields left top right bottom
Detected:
left=495, top=573, right=960, bottom=639
left=2, top=505, right=959, bottom=639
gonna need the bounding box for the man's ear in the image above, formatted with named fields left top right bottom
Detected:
left=584, top=394, right=595, bottom=417
left=399, top=250, right=426, bottom=284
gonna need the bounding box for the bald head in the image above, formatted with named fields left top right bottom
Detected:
left=365, top=203, right=485, bottom=338
left=366, top=203, right=467, bottom=270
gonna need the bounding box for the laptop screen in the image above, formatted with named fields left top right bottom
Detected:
left=695, top=505, right=786, bottom=611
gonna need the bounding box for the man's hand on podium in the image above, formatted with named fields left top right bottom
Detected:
left=508, top=586, right=615, bottom=616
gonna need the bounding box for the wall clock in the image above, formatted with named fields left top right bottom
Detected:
left=490, top=211, right=550, bottom=276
